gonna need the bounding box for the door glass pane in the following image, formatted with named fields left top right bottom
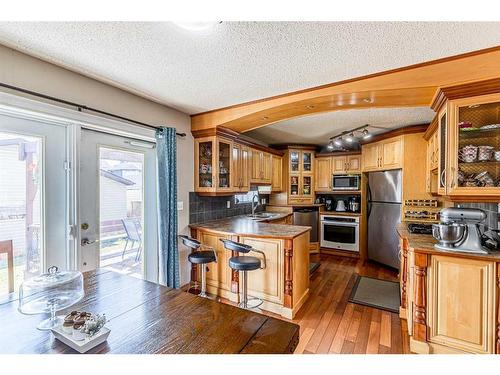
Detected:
left=302, top=176, right=311, bottom=195
left=303, top=152, right=312, bottom=172
left=290, top=176, right=299, bottom=195
left=457, top=101, right=500, bottom=188
left=198, top=141, right=213, bottom=188
left=290, top=151, right=299, bottom=172
left=0, top=132, right=42, bottom=295
left=99, top=147, right=144, bottom=279
left=218, top=142, right=230, bottom=188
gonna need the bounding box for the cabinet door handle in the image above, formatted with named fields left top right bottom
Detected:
left=440, top=169, right=445, bottom=188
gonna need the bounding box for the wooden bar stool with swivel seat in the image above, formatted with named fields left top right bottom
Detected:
left=179, top=235, right=217, bottom=298
left=220, top=239, right=266, bottom=310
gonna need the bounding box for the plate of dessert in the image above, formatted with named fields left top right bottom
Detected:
left=51, top=311, right=109, bottom=353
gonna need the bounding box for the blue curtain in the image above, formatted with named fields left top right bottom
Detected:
left=156, top=127, right=180, bottom=288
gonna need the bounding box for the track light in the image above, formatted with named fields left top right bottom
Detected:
left=362, top=129, right=372, bottom=140
left=345, top=132, right=354, bottom=143
left=327, top=140, right=334, bottom=150
left=334, top=137, right=342, bottom=147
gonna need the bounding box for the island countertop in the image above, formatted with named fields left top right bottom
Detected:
left=189, top=214, right=311, bottom=239
left=396, top=223, right=500, bottom=261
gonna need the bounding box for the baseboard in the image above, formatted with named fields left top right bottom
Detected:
left=320, top=247, right=360, bottom=258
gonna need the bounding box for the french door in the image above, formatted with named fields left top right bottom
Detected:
left=78, top=129, right=158, bottom=283
left=0, top=113, right=68, bottom=295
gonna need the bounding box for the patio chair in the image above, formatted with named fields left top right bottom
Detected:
left=121, top=218, right=142, bottom=262
left=0, top=240, right=14, bottom=293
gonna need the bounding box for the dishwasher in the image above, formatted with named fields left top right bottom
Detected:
left=293, top=207, right=319, bottom=242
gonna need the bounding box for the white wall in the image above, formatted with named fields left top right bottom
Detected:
left=0, top=44, right=194, bottom=285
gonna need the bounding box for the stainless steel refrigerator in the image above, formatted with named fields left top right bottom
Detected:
left=367, top=170, right=402, bottom=269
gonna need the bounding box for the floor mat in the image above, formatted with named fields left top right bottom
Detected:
left=348, top=275, right=400, bottom=313
left=309, top=262, right=320, bottom=275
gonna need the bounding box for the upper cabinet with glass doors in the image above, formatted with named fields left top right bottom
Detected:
left=447, top=94, right=500, bottom=197
left=194, top=136, right=234, bottom=193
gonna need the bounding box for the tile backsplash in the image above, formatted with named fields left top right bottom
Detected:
left=454, top=202, right=500, bottom=230
left=189, top=191, right=265, bottom=224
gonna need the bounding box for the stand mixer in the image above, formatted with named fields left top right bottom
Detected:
left=432, top=207, right=489, bottom=254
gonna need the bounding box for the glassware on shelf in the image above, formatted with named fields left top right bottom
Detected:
left=18, top=266, right=84, bottom=330
left=457, top=100, right=500, bottom=188
left=302, top=152, right=312, bottom=171
left=290, top=151, right=299, bottom=172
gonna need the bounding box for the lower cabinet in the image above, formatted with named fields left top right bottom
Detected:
left=427, top=255, right=497, bottom=354
left=198, top=232, right=233, bottom=293
left=239, top=237, right=284, bottom=305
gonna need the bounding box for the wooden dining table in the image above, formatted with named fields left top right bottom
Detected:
left=0, top=269, right=299, bottom=354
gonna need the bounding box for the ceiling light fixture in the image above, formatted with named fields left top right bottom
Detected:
left=327, top=140, right=334, bottom=150
left=362, top=129, right=372, bottom=140
left=327, top=124, right=375, bottom=150
left=172, top=21, right=221, bottom=32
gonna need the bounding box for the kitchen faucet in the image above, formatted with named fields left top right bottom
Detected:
left=252, top=194, right=260, bottom=216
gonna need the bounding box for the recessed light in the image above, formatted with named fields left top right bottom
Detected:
left=363, top=98, right=373, bottom=103
left=262, top=116, right=269, bottom=120
left=306, top=105, right=315, bottom=109
left=468, top=104, right=480, bottom=109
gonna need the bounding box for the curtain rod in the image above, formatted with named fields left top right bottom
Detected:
left=0, top=81, right=187, bottom=137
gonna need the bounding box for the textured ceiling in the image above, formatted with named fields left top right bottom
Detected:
left=245, top=107, right=435, bottom=146
left=0, top=22, right=498, bottom=114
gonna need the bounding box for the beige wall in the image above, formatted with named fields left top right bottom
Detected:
left=0, top=44, right=194, bottom=285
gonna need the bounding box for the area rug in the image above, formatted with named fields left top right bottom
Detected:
left=348, top=275, right=400, bottom=313
left=309, top=262, right=320, bottom=275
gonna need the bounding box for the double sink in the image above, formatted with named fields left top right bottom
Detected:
left=245, top=212, right=282, bottom=221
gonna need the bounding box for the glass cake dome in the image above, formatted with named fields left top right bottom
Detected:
left=19, top=266, right=84, bottom=330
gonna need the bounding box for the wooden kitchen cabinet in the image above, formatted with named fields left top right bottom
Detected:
left=271, top=154, right=283, bottom=192
left=239, top=237, right=284, bottom=305
left=198, top=232, right=233, bottom=293
left=445, top=94, right=500, bottom=198
left=427, top=255, right=497, bottom=354
left=332, top=154, right=361, bottom=174
left=315, top=156, right=332, bottom=191
left=232, top=143, right=250, bottom=192
left=362, top=137, right=403, bottom=172
left=284, top=148, right=315, bottom=204
left=250, top=148, right=272, bottom=184
left=194, top=136, right=234, bottom=193
left=361, top=142, right=381, bottom=171
left=424, top=118, right=440, bottom=195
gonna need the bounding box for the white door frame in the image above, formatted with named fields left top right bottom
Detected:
left=0, top=91, right=158, bottom=273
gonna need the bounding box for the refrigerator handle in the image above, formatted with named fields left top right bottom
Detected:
left=367, top=183, right=373, bottom=219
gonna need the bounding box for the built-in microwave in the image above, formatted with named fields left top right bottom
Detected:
left=332, top=174, right=360, bottom=191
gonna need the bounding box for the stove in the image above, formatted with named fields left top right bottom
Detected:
left=407, top=223, right=433, bottom=235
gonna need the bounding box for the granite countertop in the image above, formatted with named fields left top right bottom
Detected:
left=189, top=213, right=311, bottom=239
left=396, top=223, right=500, bottom=261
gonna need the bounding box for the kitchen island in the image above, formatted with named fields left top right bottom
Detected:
left=189, top=214, right=311, bottom=319
left=0, top=269, right=300, bottom=354
left=396, top=224, right=500, bottom=354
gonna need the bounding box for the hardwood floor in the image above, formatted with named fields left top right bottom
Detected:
left=199, top=254, right=410, bottom=354
left=290, top=254, right=410, bottom=354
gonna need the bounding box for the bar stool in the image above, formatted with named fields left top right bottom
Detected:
left=220, top=239, right=266, bottom=310
left=179, top=235, right=217, bottom=298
